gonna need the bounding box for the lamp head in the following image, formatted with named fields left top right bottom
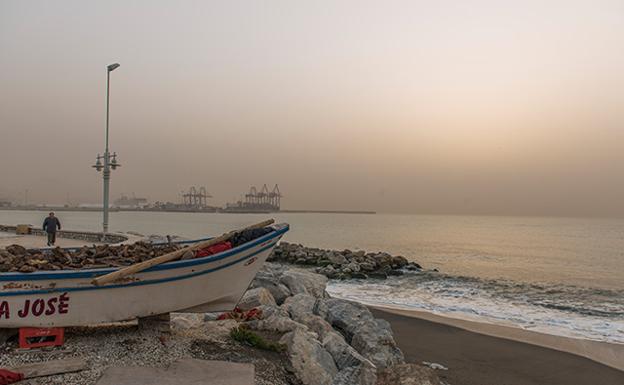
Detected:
left=93, top=155, right=103, bottom=171
left=111, top=152, right=120, bottom=170
left=107, top=63, right=120, bottom=72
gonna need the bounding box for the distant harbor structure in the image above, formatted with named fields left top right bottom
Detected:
left=113, top=194, right=148, bottom=209
left=1, top=183, right=373, bottom=214
left=182, top=186, right=211, bottom=209
left=224, top=184, right=282, bottom=213
left=150, top=186, right=217, bottom=212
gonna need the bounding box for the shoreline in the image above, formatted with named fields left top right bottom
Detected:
left=370, top=306, right=624, bottom=385
left=370, top=304, right=624, bottom=372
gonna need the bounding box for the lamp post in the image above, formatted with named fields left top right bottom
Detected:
left=93, top=63, right=121, bottom=237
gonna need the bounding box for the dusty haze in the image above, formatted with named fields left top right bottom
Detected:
left=1, top=0, right=623, bottom=216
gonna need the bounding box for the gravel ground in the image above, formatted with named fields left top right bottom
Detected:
left=0, top=322, right=300, bottom=385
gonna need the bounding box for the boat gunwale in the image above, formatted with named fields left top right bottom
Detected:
left=0, top=223, right=289, bottom=282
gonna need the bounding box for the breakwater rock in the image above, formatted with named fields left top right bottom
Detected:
left=268, top=242, right=422, bottom=280
left=174, top=263, right=443, bottom=385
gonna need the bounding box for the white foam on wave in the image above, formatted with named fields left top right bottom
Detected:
left=327, top=278, right=624, bottom=344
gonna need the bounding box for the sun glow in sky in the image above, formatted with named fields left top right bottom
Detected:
left=1, top=0, right=623, bottom=216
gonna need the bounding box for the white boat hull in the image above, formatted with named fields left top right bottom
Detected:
left=0, top=224, right=288, bottom=328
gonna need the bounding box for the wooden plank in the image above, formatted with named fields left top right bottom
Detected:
left=91, top=219, right=275, bottom=286
left=11, top=358, right=87, bottom=378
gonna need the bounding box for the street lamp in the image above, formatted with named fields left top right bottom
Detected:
left=93, top=63, right=121, bottom=237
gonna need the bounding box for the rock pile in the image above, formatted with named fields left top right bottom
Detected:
left=0, top=242, right=181, bottom=272
left=268, top=242, right=422, bottom=280
left=0, top=227, right=277, bottom=273
left=172, top=263, right=442, bottom=385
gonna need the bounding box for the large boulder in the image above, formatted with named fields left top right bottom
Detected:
left=280, top=328, right=339, bottom=385
left=391, top=256, right=409, bottom=268
left=341, top=262, right=361, bottom=274
left=247, top=314, right=307, bottom=334
left=250, top=263, right=292, bottom=304
left=351, top=318, right=404, bottom=368
left=333, top=364, right=377, bottom=385
left=326, top=251, right=347, bottom=265
left=237, top=287, right=276, bottom=311
left=317, top=264, right=338, bottom=278
left=372, top=253, right=393, bottom=268
left=375, top=363, right=443, bottom=385
left=199, top=319, right=239, bottom=340
left=282, top=293, right=317, bottom=321
left=323, top=299, right=404, bottom=368
left=323, top=299, right=374, bottom=340
left=297, top=314, right=335, bottom=341
left=251, top=278, right=291, bottom=305
left=256, top=304, right=289, bottom=319
left=170, top=313, right=205, bottom=330
left=322, top=331, right=375, bottom=370
left=279, top=270, right=328, bottom=298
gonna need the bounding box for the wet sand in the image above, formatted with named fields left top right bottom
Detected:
left=371, top=307, right=624, bottom=385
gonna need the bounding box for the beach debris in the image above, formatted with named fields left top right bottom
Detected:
left=9, top=358, right=87, bottom=379
left=0, top=368, right=23, bottom=384
left=269, top=242, right=422, bottom=280
left=217, top=307, right=263, bottom=322
left=422, top=361, right=448, bottom=370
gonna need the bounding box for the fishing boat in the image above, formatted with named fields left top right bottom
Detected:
left=0, top=223, right=289, bottom=328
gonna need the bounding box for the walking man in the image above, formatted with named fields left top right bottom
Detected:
left=43, top=212, right=61, bottom=246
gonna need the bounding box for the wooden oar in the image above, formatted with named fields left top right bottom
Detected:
left=91, top=219, right=275, bottom=286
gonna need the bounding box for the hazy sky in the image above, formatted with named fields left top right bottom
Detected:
left=1, top=0, right=623, bottom=216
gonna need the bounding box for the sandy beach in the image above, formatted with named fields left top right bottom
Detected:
left=371, top=307, right=624, bottom=385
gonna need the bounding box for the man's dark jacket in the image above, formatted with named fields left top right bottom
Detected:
left=43, top=217, right=61, bottom=233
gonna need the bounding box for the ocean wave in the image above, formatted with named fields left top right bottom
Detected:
left=326, top=272, right=624, bottom=344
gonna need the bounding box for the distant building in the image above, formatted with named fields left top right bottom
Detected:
left=114, top=194, right=148, bottom=209
left=0, top=200, right=12, bottom=208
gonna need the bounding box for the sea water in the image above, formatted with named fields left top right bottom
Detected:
left=1, top=210, right=623, bottom=343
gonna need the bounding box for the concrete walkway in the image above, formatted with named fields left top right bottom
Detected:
left=0, top=232, right=103, bottom=248
left=95, top=359, right=254, bottom=385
